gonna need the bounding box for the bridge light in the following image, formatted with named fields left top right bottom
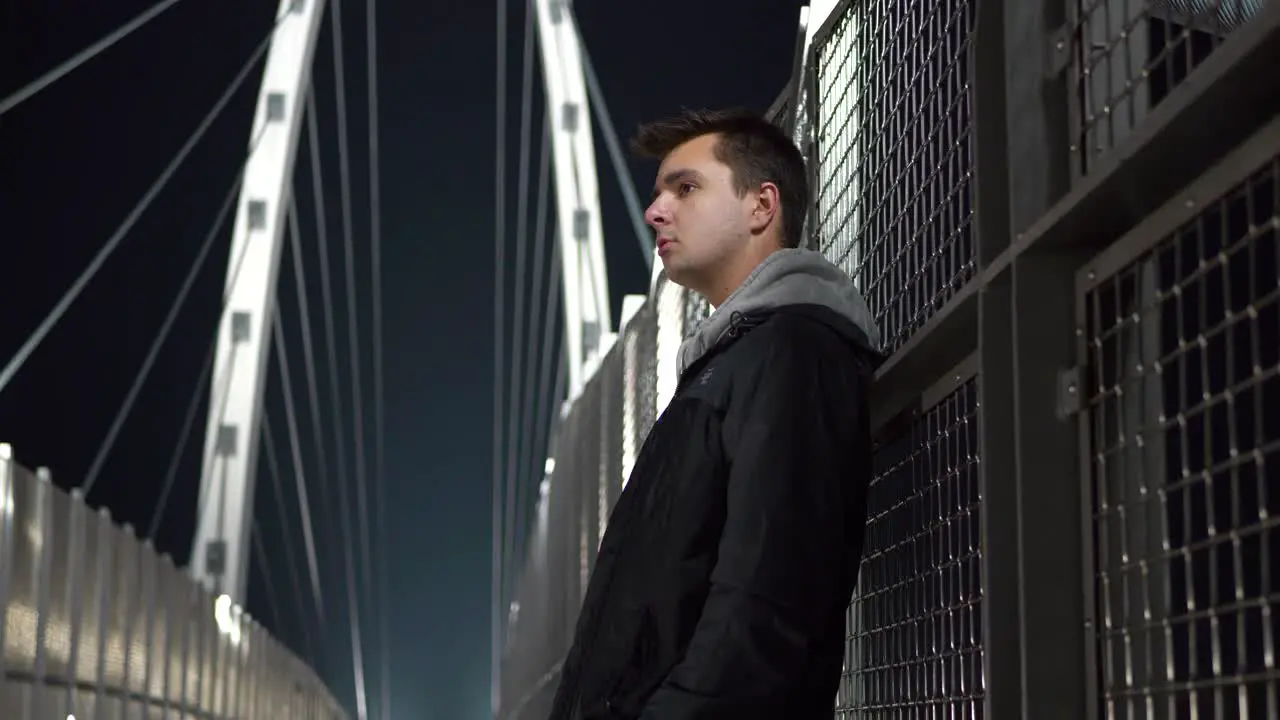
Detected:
left=214, top=593, right=243, bottom=646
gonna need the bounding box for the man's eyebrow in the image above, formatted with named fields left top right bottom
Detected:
left=652, top=168, right=701, bottom=200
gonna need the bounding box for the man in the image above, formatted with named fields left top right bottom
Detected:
left=548, top=108, right=880, bottom=719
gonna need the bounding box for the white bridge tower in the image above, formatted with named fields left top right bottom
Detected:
left=191, top=0, right=327, bottom=604
left=534, top=0, right=614, bottom=399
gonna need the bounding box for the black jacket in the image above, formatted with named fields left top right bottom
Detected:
left=549, top=250, right=880, bottom=720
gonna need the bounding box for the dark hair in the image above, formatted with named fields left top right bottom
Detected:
left=631, top=108, right=809, bottom=249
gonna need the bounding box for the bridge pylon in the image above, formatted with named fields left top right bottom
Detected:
left=192, top=0, right=327, bottom=605
left=533, top=0, right=613, bottom=400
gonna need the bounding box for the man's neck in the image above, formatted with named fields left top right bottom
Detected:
left=701, top=242, right=782, bottom=307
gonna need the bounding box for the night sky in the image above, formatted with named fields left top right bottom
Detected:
left=0, top=1, right=806, bottom=717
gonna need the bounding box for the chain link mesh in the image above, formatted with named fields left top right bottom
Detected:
left=1082, top=154, right=1280, bottom=719
left=813, top=0, right=977, bottom=353
left=836, top=379, right=984, bottom=718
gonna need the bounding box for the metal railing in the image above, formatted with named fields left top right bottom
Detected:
left=500, top=1, right=1280, bottom=717
left=0, top=444, right=346, bottom=719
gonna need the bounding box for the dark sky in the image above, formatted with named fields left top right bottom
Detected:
left=0, top=1, right=806, bottom=717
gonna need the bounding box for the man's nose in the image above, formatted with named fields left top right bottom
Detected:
left=644, top=199, right=668, bottom=229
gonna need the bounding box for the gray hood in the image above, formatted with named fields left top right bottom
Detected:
left=676, top=249, right=881, bottom=375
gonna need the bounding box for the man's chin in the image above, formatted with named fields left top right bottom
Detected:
left=660, top=259, right=690, bottom=285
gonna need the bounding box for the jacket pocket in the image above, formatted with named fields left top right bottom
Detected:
left=602, top=608, right=671, bottom=720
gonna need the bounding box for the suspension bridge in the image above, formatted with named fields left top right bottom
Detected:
left=2, top=0, right=1279, bottom=719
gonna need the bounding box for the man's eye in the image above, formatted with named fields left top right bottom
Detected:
left=678, top=183, right=695, bottom=196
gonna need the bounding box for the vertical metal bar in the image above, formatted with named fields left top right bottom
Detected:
left=1003, top=0, right=1072, bottom=234
left=1064, top=0, right=1086, bottom=181
left=26, top=467, right=54, bottom=720
left=974, top=0, right=1019, bottom=712
left=231, top=619, right=244, bottom=720
left=178, top=578, right=191, bottom=718
left=142, top=541, right=158, bottom=719
left=973, top=0, right=1012, bottom=268
left=1075, top=265, right=1100, bottom=720
left=244, top=622, right=256, bottom=720
left=146, top=544, right=161, bottom=720
left=65, top=488, right=88, bottom=719
left=117, top=524, right=136, bottom=720
left=1011, top=250, right=1091, bottom=718
left=93, top=507, right=115, bottom=716
left=978, top=267, right=1021, bottom=720
left=0, top=444, right=15, bottom=712
left=219, top=612, right=231, bottom=718
left=194, top=586, right=207, bottom=715
left=223, top=614, right=237, bottom=719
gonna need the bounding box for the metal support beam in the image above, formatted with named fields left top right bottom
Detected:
left=533, top=0, right=613, bottom=400
left=193, top=0, right=327, bottom=603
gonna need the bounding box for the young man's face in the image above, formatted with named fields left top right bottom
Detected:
left=644, top=134, right=755, bottom=294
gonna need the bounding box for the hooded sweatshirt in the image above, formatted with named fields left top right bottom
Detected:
left=677, top=248, right=881, bottom=377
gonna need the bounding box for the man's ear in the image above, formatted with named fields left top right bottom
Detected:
left=749, top=181, right=781, bottom=234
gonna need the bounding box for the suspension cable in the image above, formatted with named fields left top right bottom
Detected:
left=502, top=0, right=538, bottom=624
left=306, top=74, right=370, bottom=720
left=81, top=123, right=269, bottom=500
left=271, top=307, right=327, bottom=625
left=531, top=236, right=563, bottom=505
left=145, top=162, right=265, bottom=541
left=146, top=347, right=212, bottom=541
left=548, top=332, right=568, bottom=455
left=261, top=413, right=316, bottom=664
left=0, top=0, right=188, bottom=117
left=328, top=0, right=377, bottom=654
left=0, top=11, right=288, bottom=397
left=286, top=192, right=337, bottom=567
left=250, top=518, right=286, bottom=639
left=363, top=0, right=392, bottom=714
left=512, top=124, right=551, bottom=591
left=492, top=0, right=510, bottom=710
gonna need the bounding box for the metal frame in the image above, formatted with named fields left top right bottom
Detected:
left=193, top=0, right=328, bottom=604
left=0, top=443, right=12, bottom=672
left=534, top=0, right=613, bottom=401
left=808, top=0, right=856, bottom=52
left=1076, top=111, right=1280, bottom=295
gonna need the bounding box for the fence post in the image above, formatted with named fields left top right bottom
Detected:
left=93, top=506, right=115, bottom=717
left=118, top=524, right=139, bottom=720
left=971, top=0, right=1019, bottom=715
left=0, top=445, right=14, bottom=712
left=26, top=467, right=54, bottom=720
left=65, top=488, right=87, bottom=719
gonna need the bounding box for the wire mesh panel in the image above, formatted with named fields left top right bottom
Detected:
left=598, top=341, right=626, bottom=537
left=1068, top=0, right=1268, bottom=176
left=623, top=301, right=660, bottom=487
left=1081, top=153, right=1279, bottom=719
left=682, top=286, right=710, bottom=337
left=654, top=276, right=687, bottom=418
left=813, top=0, right=977, bottom=353
left=836, top=379, right=984, bottom=718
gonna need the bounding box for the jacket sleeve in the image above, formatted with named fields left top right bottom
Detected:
left=638, top=323, right=868, bottom=719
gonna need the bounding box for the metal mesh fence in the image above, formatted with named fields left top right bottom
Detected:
left=1081, top=154, right=1279, bottom=719
left=1069, top=0, right=1268, bottom=176
left=501, top=0, right=1278, bottom=716
left=837, top=379, right=984, bottom=718
left=812, top=0, right=977, bottom=353
left=0, top=449, right=345, bottom=720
